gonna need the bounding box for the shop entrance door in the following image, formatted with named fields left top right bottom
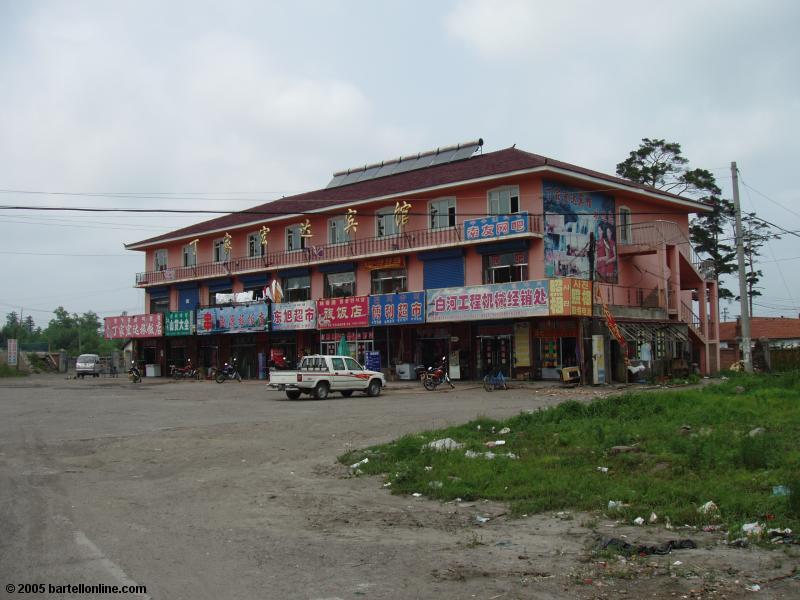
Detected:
left=476, top=335, right=513, bottom=378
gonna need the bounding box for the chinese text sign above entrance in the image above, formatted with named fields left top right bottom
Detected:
left=196, top=304, right=269, bottom=334
left=368, top=292, right=425, bottom=326
left=426, top=280, right=549, bottom=323
left=548, top=278, right=593, bottom=316
left=165, top=311, right=193, bottom=336
left=272, top=300, right=316, bottom=331
left=464, top=212, right=529, bottom=241
left=317, top=296, right=369, bottom=329
left=104, top=314, right=164, bottom=339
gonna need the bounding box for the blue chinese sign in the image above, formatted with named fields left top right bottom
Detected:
left=368, top=292, right=425, bottom=326
left=464, top=212, right=529, bottom=241
left=196, top=303, right=270, bottom=334
left=426, top=280, right=549, bottom=323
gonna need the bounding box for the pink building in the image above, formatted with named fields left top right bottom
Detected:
left=121, top=140, right=720, bottom=381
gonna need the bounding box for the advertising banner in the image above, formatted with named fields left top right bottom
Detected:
left=196, top=303, right=269, bottom=334
left=165, top=311, right=194, bottom=336
left=464, top=212, right=529, bottom=241
left=368, top=292, right=425, bottom=326
left=272, top=300, right=317, bottom=331
left=7, top=339, right=17, bottom=366
left=548, top=278, right=593, bottom=317
left=317, top=296, right=369, bottom=329
left=543, top=181, right=617, bottom=283
left=104, top=314, right=164, bottom=339
left=426, top=280, right=549, bottom=323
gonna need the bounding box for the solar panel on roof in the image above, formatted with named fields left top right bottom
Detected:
left=326, top=173, right=349, bottom=188
left=393, top=157, right=422, bottom=174
left=375, top=161, right=400, bottom=179
left=341, top=170, right=365, bottom=185
left=452, top=143, right=480, bottom=161
left=430, top=148, right=459, bottom=165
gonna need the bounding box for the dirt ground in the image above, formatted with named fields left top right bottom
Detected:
left=0, top=375, right=796, bottom=599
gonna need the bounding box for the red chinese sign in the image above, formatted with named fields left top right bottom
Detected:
left=316, top=296, right=369, bottom=329
left=104, top=313, right=164, bottom=339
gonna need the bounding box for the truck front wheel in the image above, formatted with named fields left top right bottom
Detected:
left=367, top=379, right=382, bottom=397
left=314, top=382, right=329, bottom=400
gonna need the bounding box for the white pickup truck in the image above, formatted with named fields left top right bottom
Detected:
left=268, top=355, right=385, bottom=400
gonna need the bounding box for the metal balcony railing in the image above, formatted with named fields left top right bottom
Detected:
left=135, top=216, right=543, bottom=287
left=680, top=301, right=703, bottom=337
left=625, top=220, right=709, bottom=279
left=594, top=283, right=666, bottom=310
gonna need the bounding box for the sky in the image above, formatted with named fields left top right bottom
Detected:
left=1, top=0, right=799, bottom=328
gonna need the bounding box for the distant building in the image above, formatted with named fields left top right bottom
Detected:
left=719, top=316, right=800, bottom=370
left=113, top=140, right=721, bottom=381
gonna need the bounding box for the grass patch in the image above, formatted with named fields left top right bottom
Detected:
left=0, top=363, right=26, bottom=377
left=340, top=372, right=800, bottom=532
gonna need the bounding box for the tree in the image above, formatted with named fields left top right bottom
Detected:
left=23, top=315, right=35, bottom=333
left=736, top=212, right=777, bottom=316
left=616, top=138, right=737, bottom=299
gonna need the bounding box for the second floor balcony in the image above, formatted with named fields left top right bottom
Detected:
left=135, top=216, right=543, bottom=287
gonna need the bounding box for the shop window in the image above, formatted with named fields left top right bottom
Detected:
left=488, top=186, right=520, bottom=215
left=324, top=271, right=356, bottom=298
left=371, top=269, right=407, bottom=294
left=182, top=243, right=197, bottom=267
left=150, top=296, right=169, bottom=314
left=213, top=238, right=229, bottom=262
left=281, top=275, right=311, bottom=302
left=248, top=232, right=263, bottom=257
left=429, top=197, right=456, bottom=230
left=154, top=249, right=168, bottom=271
left=329, top=216, right=351, bottom=245
left=376, top=207, right=399, bottom=237
left=208, top=289, right=232, bottom=306
left=619, top=206, right=632, bottom=244
left=286, top=224, right=307, bottom=251
left=483, top=252, right=528, bottom=284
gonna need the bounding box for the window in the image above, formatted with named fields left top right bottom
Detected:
left=488, top=186, right=520, bottom=215
left=376, top=207, right=399, bottom=237
left=483, top=252, right=528, bottom=284
left=281, top=275, right=311, bottom=302
left=213, top=238, right=229, bottom=262
left=243, top=286, right=265, bottom=301
left=150, top=296, right=169, bottom=314
left=153, top=249, right=168, bottom=271
left=345, top=357, right=362, bottom=370
left=331, top=357, right=346, bottom=370
left=619, top=206, right=632, bottom=245
left=182, top=243, right=197, bottom=267
left=248, top=233, right=263, bottom=257
left=328, top=216, right=350, bottom=245
left=286, top=224, right=307, bottom=251
left=324, top=271, right=356, bottom=298
left=371, top=269, right=407, bottom=294
left=429, top=197, right=456, bottom=229
left=208, top=289, right=232, bottom=306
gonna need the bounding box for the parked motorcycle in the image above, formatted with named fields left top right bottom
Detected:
left=215, top=359, right=242, bottom=383
left=171, top=359, right=200, bottom=380
left=128, top=361, right=141, bottom=383
left=421, top=357, right=454, bottom=391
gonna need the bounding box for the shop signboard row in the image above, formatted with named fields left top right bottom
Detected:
left=104, top=314, right=164, bottom=339
left=107, top=277, right=593, bottom=337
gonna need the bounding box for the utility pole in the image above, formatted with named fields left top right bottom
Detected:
left=731, top=162, right=752, bottom=372
left=722, top=307, right=729, bottom=322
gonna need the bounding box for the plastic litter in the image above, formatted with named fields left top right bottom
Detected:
left=649, top=512, right=658, bottom=524
left=633, top=517, right=645, bottom=526
left=484, top=451, right=496, bottom=460
left=744, top=584, right=761, bottom=592
left=607, top=500, right=629, bottom=510
left=772, top=485, right=790, bottom=497
left=475, top=515, right=490, bottom=524
left=672, top=560, right=683, bottom=566
left=464, top=450, right=480, bottom=458
left=427, top=438, right=463, bottom=451
left=428, top=480, right=443, bottom=489
left=350, top=458, right=369, bottom=469
left=498, top=427, right=511, bottom=435
left=598, top=537, right=697, bottom=556
left=485, top=440, right=506, bottom=448
left=742, top=522, right=764, bottom=536
left=748, top=427, right=766, bottom=437
left=698, top=501, right=718, bottom=514
left=412, top=492, right=422, bottom=498
left=424, top=466, right=432, bottom=471
left=597, top=466, right=609, bottom=473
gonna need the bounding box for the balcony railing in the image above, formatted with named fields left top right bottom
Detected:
left=136, top=216, right=543, bottom=287
left=680, top=301, right=703, bottom=337
left=595, top=283, right=666, bottom=310
left=624, top=220, right=709, bottom=279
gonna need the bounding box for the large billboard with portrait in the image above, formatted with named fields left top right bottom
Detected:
left=543, top=180, right=618, bottom=283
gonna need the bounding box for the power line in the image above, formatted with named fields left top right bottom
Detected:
left=0, top=251, right=136, bottom=257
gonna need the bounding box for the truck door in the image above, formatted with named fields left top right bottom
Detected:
left=344, top=357, right=368, bottom=389
left=330, top=357, right=346, bottom=390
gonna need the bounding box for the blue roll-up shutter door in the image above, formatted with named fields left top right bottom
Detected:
left=177, top=286, right=199, bottom=310
left=423, top=256, right=465, bottom=289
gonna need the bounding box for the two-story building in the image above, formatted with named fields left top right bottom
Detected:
left=117, top=139, right=720, bottom=381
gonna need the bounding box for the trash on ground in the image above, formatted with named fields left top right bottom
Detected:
left=475, top=515, right=490, bottom=524
left=505, top=452, right=518, bottom=459
left=672, top=560, right=683, bottom=566
left=607, top=500, right=629, bottom=510
left=424, top=466, right=432, bottom=471
left=350, top=458, right=369, bottom=469
left=598, top=537, right=697, bottom=556
left=748, top=427, right=766, bottom=437
left=729, top=537, right=749, bottom=548
left=610, top=444, right=641, bottom=454
left=698, top=500, right=718, bottom=514
left=428, top=480, right=443, bottom=489
left=665, top=517, right=673, bottom=530
left=702, top=525, right=722, bottom=532
left=498, top=427, right=511, bottom=435
left=649, top=512, right=658, bottom=524
left=597, top=466, right=609, bottom=473
left=485, top=440, right=506, bottom=447
left=383, top=482, right=391, bottom=487
left=735, top=385, right=746, bottom=394
left=742, top=522, right=764, bottom=536
left=772, top=485, right=790, bottom=496
left=633, top=517, right=645, bottom=526
left=484, top=451, right=496, bottom=459
left=427, top=438, right=464, bottom=451
left=744, top=583, right=761, bottom=592
left=412, top=492, right=422, bottom=498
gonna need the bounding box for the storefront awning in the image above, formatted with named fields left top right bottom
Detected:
left=615, top=321, right=689, bottom=343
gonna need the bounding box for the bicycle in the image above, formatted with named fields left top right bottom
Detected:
left=483, top=369, right=508, bottom=392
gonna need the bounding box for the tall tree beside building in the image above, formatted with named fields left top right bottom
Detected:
left=737, top=212, right=777, bottom=316
left=616, top=138, right=736, bottom=299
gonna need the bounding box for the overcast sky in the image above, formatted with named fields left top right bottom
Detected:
left=1, top=0, right=799, bottom=327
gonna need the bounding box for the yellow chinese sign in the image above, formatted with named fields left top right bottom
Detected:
left=345, top=209, right=358, bottom=234
left=223, top=232, right=232, bottom=254
left=394, top=201, right=411, bottom=228
left=548, top=278, right=592, bottom=316
left=299, top=219, right=312, bottom=238
left=259, top=225, right=270, bottom=248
